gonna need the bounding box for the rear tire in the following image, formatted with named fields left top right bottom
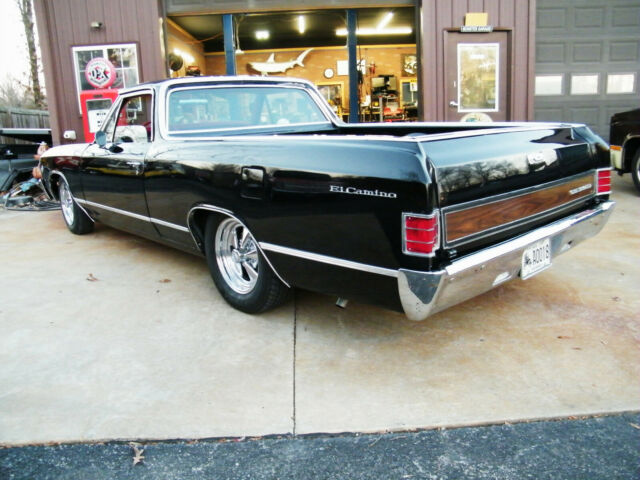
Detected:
left=204, top=215, right=289, bottom=313
left=631, top=150, right=640, bottom=194
left=58, top=178, right=94, bottom=235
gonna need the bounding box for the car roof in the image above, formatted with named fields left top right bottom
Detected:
left=121, top=75, right=316, bottom=95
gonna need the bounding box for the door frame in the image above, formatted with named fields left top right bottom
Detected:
left=443, top=28, right=513, bottom=122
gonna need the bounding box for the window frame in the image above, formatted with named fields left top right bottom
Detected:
left=97, top=88, right=155, bottom=144
left=71, top=43, right=140, bottom=114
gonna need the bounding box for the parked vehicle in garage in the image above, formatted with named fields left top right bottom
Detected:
left=0, top=128, right=51, bottom=192
left=39, top=76, right=614, bottom=320
left=609, top=108, right=640, bottom=193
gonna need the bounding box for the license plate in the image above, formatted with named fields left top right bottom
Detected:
left=521, top=238, right=551, bottom=279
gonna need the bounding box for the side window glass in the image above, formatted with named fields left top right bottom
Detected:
left=114, top=93, right=153, bottom=143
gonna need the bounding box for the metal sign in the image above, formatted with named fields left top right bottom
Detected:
left=84, top=58, right=116, bottom=88
left=461, top=25, right=494, bottom=33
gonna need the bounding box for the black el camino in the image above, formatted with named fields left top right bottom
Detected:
left=40, top=76, right=614, bottom=320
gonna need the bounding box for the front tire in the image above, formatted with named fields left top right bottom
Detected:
left=631, top=149, right=640, bottom=194
left=58, top=178, right=94, bottom=234
left=204, top=216, right=289, bottom=314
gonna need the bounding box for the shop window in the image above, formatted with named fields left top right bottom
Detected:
left=457, top=43, right=499, bottom=112
left=72, top=44, right=140, bottom=112
left=535, top=75, right=563, bottom=96
left=570, top=74, right=599, bottom=95
left=606, top=73, right=635, bottom=94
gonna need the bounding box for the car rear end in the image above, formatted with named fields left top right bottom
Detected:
left=398, top=124, right=614, bottom=320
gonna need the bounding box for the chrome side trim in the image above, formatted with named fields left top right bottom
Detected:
left=259, top=242, right=399, bottom=278
left=187, top=205, right=290, bottom=288
left=48, top=171, right=95, bottom=223
left=167, top=121, right=331, bottom=136
left=150, top=217, right=190, bottom=232
left=76, top=198, right=151, bottom=222
left=75, top=198, right=189, bottom=232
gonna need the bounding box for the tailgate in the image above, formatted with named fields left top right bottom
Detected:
left=420, top=125, right=609, bottom=254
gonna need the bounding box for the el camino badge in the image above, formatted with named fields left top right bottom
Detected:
left=569, top=183, right=592, bottom=195
left=330, top=185, right=397, bottom=199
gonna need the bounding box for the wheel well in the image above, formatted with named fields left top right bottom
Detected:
left=187, top=206, right=290, bottom=287
left=623, top=138, right=640, bottom=171
left=47, top=173, right=62, bottom=201
left=188, top=208, right=221, bottom=252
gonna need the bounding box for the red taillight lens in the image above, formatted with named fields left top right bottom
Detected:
left=403, top=213, right=439, bottom=256
left=596, top=168, right=612, bottom=194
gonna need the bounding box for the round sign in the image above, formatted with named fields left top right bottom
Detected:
left=323, top=68, right=334, bottom=79
left=460, top=112, right=493, bottom=123
left=84, top=57, right=116, bottom=89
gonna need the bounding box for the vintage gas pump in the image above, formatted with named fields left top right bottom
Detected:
left=80, top=89, right=119, bottom=143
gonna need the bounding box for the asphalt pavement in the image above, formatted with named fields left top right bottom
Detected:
left=1, top=413, right=638, bottom=479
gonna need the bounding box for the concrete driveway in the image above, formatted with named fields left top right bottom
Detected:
left=1, top=175, right=638, bottom=446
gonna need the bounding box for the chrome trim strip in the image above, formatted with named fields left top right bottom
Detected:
left=186, top=205, right=291, bottom=288
left=75, top=198, right=189, bottom=232
left=259, top=242, right=399, bottom=278
left=167, top=121, right=331, bottom=136
left=76, top=198, right=151, bottom=223
left=150, top=217, right=190, bottom=232
left=49, top=171, right=95, bottom=223
left=442, top=170, right=597, bottom=247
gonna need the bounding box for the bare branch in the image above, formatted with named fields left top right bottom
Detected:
left=15, top=0, right=45, bottom=109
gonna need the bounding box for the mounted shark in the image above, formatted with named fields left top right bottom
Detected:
left=248, top=49, right=313, bottom=76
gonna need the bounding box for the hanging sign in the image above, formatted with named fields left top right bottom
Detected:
left=461, top=25, right=493, bottom=33
left=84, top=57, right=116, bottom=88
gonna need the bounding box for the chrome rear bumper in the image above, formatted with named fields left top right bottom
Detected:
left=398, top=201, right=615, bottom=321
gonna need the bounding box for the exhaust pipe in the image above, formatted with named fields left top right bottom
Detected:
left=336, top=298, right=349, bottom=309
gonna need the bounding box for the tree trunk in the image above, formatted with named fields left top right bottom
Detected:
left=16, top=0, right=45, bottom=109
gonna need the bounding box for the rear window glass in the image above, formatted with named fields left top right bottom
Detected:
left=167, top=86, right=327, bottom=133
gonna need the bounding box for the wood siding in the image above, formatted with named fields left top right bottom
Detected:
left=418, top=0, right=536, bottom=121
left=33, top=0, right=167, bottom=146
left=444, top=173, right=594, bottom=243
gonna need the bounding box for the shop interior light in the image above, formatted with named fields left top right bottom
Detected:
left=336, top=26, right=412, bottom=36
left=298, top=15, right=306, bottom=34
left=255, top=30, right=270, bottom=40
left=377, top=12, right=394, bottom=30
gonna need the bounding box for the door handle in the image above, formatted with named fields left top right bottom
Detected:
left=242, top=167, right=264, bottom=184
left=449, top=101, right=459, bottom=108
left=241, top=167, right=266, bottom=200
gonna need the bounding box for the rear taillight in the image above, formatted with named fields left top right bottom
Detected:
left=403, top=212, right=439, bottom=257
left=596, top=168, right=612, bottom=194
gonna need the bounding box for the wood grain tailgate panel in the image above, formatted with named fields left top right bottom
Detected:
left=445, top=174, right=595, bottom=243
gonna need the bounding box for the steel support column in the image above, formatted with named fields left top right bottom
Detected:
left=347, top=10, right=359, bottom=123
left=223, top=14, right=236, bottom=75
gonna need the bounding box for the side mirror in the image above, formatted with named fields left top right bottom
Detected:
left=95, top=131, right=107, bottom=148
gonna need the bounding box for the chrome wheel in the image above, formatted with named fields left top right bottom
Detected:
left=59, top=180, right=75, bottom=226
left=214, top=218, right=260, bottom=294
